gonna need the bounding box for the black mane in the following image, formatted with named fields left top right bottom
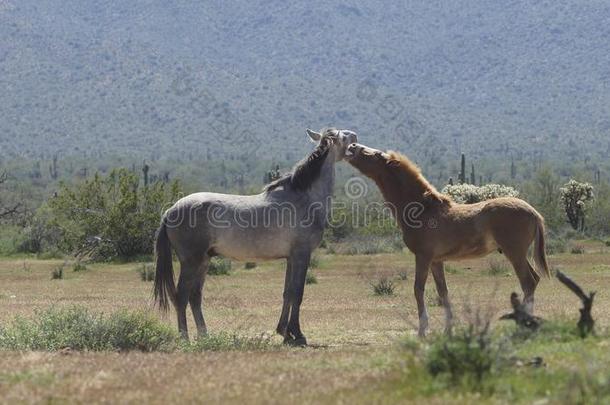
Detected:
left=264, top=133, right=333, bottom=193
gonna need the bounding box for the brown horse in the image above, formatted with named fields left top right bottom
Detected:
left=345, top=143, right=550, bottom=337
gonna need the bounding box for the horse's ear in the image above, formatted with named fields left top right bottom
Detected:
left=306, top=129, right=322, bottom=142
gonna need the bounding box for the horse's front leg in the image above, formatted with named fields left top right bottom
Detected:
left=276, top=259, right=293, bottom=341
left=285, top=249, right=311, bottom=346
left=414, top=255, right=432, bottom=338
left=431, top=261, right=453, bottom=335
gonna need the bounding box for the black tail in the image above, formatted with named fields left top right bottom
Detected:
left=153, top=221, right=176, bottom=311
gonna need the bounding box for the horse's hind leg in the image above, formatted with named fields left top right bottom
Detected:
left=176, top=256, right=204, bottom=340
left=276, top=259, right=293, bottom=341
left=190, top=255, right=209, bottom=338
left=431, top=262, right=453, bottom=335
left=504, top=250, right=539, bottom=314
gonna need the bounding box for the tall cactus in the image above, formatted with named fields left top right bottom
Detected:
left=459, top=153, right=466, bottom=184
left=49, top=154, right=59, bottom=179
left=142, top=161, right=150, bottom=187
left=470, top=163, right=475, bottom=185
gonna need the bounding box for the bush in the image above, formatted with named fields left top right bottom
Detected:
left=371, top=276, right=395, bottom=296
left=309, top=255, right=321, bottom=269
left=426, top=323, right=510, bottom=389
left=208, top=257, right=231, bottom=275
left=546, top=238, right=567, bottom=255
left=0, top=307, right=177, bottom=352
left=396, top=270, right=408, bottom=280
left=244, top=262, right=257, bottom=269
left=137, top=263, right=155, bottom=281
left=305, top=272, right=317, bottom=285
left=72, top=261, right=88, bottom=272
left=487, top=257, right=510, bottom=276
left=441, top=183, right=519, bottom=204
left=51, top=264, right=64, bottom=280
left=570, top=244, right=585, bottom=254
left=44, top=169, right=182, bottom=261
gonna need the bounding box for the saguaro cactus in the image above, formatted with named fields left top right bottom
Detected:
left=459, top=153, right=466, bottom=184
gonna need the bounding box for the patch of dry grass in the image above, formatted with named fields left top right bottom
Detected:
left=0, top=240, right=609, bottom=403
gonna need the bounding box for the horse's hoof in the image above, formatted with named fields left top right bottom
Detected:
left=284, top=336, right=307, bottom=347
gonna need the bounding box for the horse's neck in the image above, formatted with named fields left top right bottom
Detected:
left=381, top=170, right=427, bottom=208
left=309, top=152, right=336, bottom=202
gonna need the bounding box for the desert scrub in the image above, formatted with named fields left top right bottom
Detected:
left=305, top=272, right=318, bottom=285
left=0, top=307, right=177, bottom=352
left=72, top=261, right=88, bottom=272
left=137, top=263, right=155, bottom=281
left=208, top=257, right=231, bottom=275
left=570, top=244, right=585, bottom=254
left=487, top=257, right=510, bottom=276
left=309, top=254, right=321, bottom=269
left=51, top=264, right=64, bottom=279
left=334, top=236, right=403, bottom=255
left=244, top=262, right=257, bottom=269
left=371, top=276, right=395, bottom=296
left=546, top=238, right=567, bottom=255
left=425, top=324, right=512, bottom=391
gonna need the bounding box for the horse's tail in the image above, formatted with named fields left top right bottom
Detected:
left=154, top=220, right=176, bottom=311
left=533, top=213, right=551, bottom=278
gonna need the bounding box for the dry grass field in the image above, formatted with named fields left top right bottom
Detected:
left=1, top=240, right=609, bottom=404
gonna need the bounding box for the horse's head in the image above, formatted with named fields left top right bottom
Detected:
left=306, top=128, right=358, bottom=161
left=344, top=142, right=390, bottom=178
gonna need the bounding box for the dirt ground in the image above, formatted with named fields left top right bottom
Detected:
left=1, top=240, right=608, bottom=404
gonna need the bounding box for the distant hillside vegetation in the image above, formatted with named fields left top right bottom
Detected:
left=1, top=1, right=609, bottom=173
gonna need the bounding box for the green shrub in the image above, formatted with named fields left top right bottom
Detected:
left=426, top=324, right=510, bottom=389
left=396, top=270, right=408, bottom=280
left=44, top=169, right=183, bottom=261
left=37, top=249, right=64, bottom=260
left=570, top=244, right=585, bottom=254
left=371, top=276, right=395, bottom=296
left=137, top=263, right=155, bottom=281
left=546, top=238, right=567, bottom=255
left=305, top=272, right=317, bottom=285
left=487, top=257, right=510, bottom=276
left=605, top=240, right=610, bottom=247
left=309, top=255, right=321, bottom=269
left=72, top=262, right=88, bottom=272
left=51, top=265, right=64, bottom=280
left=0, top=307, right=177, bottom=352
left=244, top=262, right=257, bottom=269
left=208, top=257, right=231, bottom=275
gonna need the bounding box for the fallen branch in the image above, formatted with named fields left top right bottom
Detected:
left=556, top=271, right=595, bottom=338
left=499, top=292, right=543, bottom=330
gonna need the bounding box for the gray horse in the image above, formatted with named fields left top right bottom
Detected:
left=154, top=128, right=357, bottom=344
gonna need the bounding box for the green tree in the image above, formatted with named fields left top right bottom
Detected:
left=46, top=168, right=182, bottom=260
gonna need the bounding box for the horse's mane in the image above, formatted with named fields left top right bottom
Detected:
left=263, top=131, right=333, bottom=193
left=386, top=151, right=450, bottom=204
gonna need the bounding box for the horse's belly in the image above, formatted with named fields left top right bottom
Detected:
left=213, top=230, right=293, bottom=261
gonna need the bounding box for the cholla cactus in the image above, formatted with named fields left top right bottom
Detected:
left=559, top=180, right=594, bottom=231
left=441, top=183, right=520, bottom=204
